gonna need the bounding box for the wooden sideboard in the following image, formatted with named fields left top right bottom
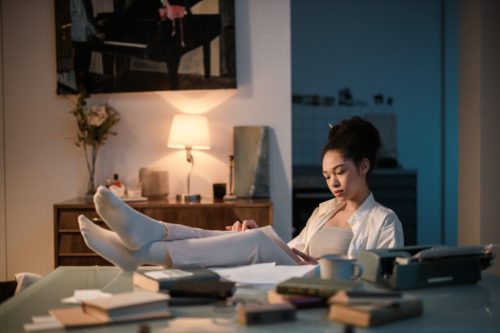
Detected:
left=53, top=198, right=273, bottom=267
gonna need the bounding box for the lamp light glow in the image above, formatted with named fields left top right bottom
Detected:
left=167, top=114, right=211, bottom=202
left=167, top=114, right=211, bottom=150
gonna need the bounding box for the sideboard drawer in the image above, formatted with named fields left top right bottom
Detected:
left=58, top=209, right=101, bottom=229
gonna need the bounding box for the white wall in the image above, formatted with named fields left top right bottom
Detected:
left=458, top=0, right=500, bottom=275
left=0, top=0, right=6, bottom=280
left=1, top=0, right=291, bottom=277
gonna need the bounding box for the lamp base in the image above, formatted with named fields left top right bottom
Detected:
left=223, top=194, right=238, bottom=201
left=176, top=194, right=201, bottom=203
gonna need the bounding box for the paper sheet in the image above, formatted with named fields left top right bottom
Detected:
left=23, top=316, right=62, bottom=331
left=61, top=289, right=112, bottom=304
left=210, top=262, right=318, bottom=287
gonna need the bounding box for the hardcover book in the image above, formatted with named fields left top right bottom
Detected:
left=133, top=267, right=220, bottom=292
left=169, top=280, right=236, bottom=299
left=267, top=289, right=327, bottom=309
left=329, top=290, right=403, bottom=305
left=276, top=277, right=362, bottom=298
left=328, top=297, right=423, bottom=327
left=50, top=291, right=171, bottom=328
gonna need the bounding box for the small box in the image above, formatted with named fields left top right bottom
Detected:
left=238, top=303, right=296, bottom=326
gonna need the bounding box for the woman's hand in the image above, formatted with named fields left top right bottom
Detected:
left=291, top=248, right=319, bottom=265
left=225, top=219, right=259, bottom=231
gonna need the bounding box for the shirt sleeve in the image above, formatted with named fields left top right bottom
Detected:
left=376, top=212, right=405, bottom=248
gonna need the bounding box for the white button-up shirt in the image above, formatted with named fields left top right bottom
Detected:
left=288, top=193, right=404, bottom=258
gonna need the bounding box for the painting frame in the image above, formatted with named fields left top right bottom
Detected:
left=54, top=0, right=236, bottom=94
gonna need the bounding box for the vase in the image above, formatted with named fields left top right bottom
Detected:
left=84, top=145, right=98, bottom=202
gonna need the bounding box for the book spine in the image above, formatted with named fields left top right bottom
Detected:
left=276, top=285, right=333, bottom=298
left=370, top=300, right=423, bottom=326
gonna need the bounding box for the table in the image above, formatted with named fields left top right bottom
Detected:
left=1, top=266, right=499, bottom=332
left=54, top=198, right=273, bottom=266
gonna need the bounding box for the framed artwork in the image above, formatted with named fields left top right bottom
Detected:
left=54, top=0, right=236, bottom=94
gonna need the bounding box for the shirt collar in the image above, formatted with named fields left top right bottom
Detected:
left=347, top=192, right=375, bottom=226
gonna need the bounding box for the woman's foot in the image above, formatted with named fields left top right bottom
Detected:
left=78, top=215, right=141, bottom=271
left=93, top=186, right=167, bottom=250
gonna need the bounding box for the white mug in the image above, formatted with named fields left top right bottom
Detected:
left=319, top=255, right=364, bottom=280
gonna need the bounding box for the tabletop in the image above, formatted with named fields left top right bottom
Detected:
left=1, top=266, right=499, bottom=333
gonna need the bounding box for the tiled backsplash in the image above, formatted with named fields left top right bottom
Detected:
left=292, top=105, right=397, bottom=165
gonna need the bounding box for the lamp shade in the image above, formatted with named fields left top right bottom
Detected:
left=167, top=114, right=211, bottom=150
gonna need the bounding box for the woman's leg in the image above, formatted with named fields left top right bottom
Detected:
left=93, top=186, right=228, bottom=250
left=78, top=215, right=297, bottom=271
left=166, top=228, right=299, bottom=267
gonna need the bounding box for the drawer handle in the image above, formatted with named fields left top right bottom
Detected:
left=91, top=217, right=103, bottom=223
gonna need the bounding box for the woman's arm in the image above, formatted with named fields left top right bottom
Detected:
left=377, top=213, right=404, bottom=248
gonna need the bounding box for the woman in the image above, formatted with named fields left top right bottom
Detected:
left=230, top=116, right=404, bottom=259
left=78, top=116, right=403, bottom=271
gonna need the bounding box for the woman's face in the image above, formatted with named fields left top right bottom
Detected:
left=322, top=150, right=369, bottom=202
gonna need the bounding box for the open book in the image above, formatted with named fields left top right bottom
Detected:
left=259, top=226, right=303, bottom=264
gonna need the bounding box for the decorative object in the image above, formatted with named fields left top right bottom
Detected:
left=139, top=167, right=169, bottom=200
left=71, top=90, right=120, bottom=201
left=223, top=155, right=237, bottom=201
left=54, top=0, right=236, bottom=94
left=167, top=114, right=210, bottom=202
left=212, top=183, right=227, bottom=201
left=234, top=126, right=270, bottom=198
left=363, top=113, right=399, bottom=167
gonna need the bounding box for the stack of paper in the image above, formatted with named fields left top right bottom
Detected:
left=211, top=262, right=317, bottom=288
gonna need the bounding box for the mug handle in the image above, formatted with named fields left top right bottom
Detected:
left=352, top=263, right=364, bottom=280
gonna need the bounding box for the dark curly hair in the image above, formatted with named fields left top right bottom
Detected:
left=321, top=116, right=381, bottom=175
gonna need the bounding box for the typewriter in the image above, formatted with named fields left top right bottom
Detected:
left=358, top=244, right=496, bottom=289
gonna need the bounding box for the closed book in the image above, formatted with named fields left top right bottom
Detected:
left=50, top=291, right=172, bottom=328
left=328, top=298, right=423, bottom=328
left=82, top=291, right=169, bottom=322
left=329, top=290, right=403, bottom=305
left=238, top=303, right=296, bottom=326
left=169, top=280, right=235, bottom=299
left=133, top=268, right=220, bottom=292
left=267, top=289, right=327, bottom=309
left=276, top=277, right=362, bottom=298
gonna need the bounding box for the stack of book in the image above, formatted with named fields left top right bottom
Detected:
left=133, top=267, right=235, bottom=305
left=272, top=277, right=423, bottom=328
left=328, top=290, right=423, bottom=328
left=133, top=267, right=220, bottom=292
left=49, top=291, right=171, bottom=328
left=276, top=277, right=362, bottom=298
left=269, top=277, right=362, bottom=309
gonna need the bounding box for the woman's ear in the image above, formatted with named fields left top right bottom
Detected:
left=360, top=158, right=370, bottom=176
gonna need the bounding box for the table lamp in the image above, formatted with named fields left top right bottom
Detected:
left=167, top=114, right=211, bottom=202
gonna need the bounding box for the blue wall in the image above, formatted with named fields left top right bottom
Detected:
left=291, top=0, right=458, bottom=245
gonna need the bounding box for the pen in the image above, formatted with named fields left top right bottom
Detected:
left=232, top=211, right=244, bottom=224
left=232, top=211, right=254, bottom=229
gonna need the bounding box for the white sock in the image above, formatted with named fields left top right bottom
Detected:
left=78, top=215, right=172, bottom=270
left=94, top=186, right=167, bottom=250
left=78, top=215, right=141, bottom=271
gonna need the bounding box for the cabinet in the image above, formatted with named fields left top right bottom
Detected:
left=54, top=198, right=273, bottom=267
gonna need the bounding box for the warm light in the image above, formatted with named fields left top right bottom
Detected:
left=167, top=114, right=211, bottom=202
left=167, top=114, right=211, bottom=150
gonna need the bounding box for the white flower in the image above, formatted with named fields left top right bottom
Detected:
left=86, top=105, right=108, bottom=127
